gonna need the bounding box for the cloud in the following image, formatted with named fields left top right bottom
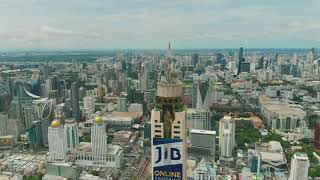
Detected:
left=41, top=26, right=100, bottom=38
left=0, top=0, right=319, bottom=49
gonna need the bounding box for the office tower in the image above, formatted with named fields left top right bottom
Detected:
left=91, top=116, right=108, bottom=165
left=238, top=47, right=245, bottom=75
left=193, top=158, right=217, bottom=180
left=191, top=54, right=199, bottom=66
left=248, top=149, right=261, bottom=173
left=23, top=105, right=35, bottom=129
left=51, top=75, right=59, bottom=90
left=219, top=116, right=235, bottom=161
left=289, top=153, right=309, bottom=180
left=48, top=119, right=66, bottom=161
left=44, top=78, right=53, bottom=97
left=239, top=47, right=244, bottom=61
left=314, top=121, right=320, bottom=150
left=139, top=65, right=148, bottom=91
left=195, top=77, right=210, bottom=110
left=64, top=119, right=79, bottom=152
left=240, top=62, right=251, bottom=73
left=220, top=129, right=233, bottom=159
left=258, top=57, right=265, bottom=70
left=189, top=129, right=216, bottom=160
left=83, top=96, right=96, bottom=117
left=117, top=97, right=127, bottom=112
left=187, top=108, right=212, bottom=131
left=42, top=61, right=50, bottom=80
left=151, top=72, right=187, bottom=180
left=27, top=121, right=43, bottom=150
left=71, top=82, right=80, bottom=121
left=143, top=121, right=151, bottom=155
left=79, top=86, right=86, bottom=100
left=311, top=48, right=317, bottom=61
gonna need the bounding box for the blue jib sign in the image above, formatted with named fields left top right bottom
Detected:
left=153, top=138, right=183, bottom=180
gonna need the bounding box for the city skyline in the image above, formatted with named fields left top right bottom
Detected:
left=0, top=0, right=320, bottom=50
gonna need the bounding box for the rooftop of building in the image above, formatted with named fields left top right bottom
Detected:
left=254, top=141, right=287, bottom=166
left=111, top=111, right=142, bottom=118
left=190, top=129, right=216, bottom=135
left=76, top=142, right=122, bottom=156
left=187, top=108, right=211, bottom=113
left=260, top=95, right=306, bottom=117
left=293, top=152, right=309, bottom=160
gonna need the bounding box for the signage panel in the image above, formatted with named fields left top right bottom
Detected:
left=152, top=138, right=183, bottom=180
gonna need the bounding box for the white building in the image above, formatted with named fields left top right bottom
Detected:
left=91, top=116, right=108, bottom=166
left=219, top=116, right=235, bottom=160
left=48, top=120, right=67, bottom=161
left=187, top=108, right=212, bottom=131
left=75, top=142, right=123, bottom=169
left=64, top=119, right=79, bottom=152
left=83, top=96, right=95, bottom=117
left=289, top=153, right=309, bottom=180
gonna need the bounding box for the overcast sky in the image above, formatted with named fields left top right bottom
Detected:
left=0, top=0, right=319, bottom=50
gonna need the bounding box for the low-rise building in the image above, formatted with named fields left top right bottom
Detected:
left=260, top=95, right=306, bottom=130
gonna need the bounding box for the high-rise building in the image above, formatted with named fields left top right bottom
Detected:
left=187, top=108, right=212, bottom=131
left=23, top=104, right=35, bottom=129
left=289, top=152, right=309, bottom=180
left=191, top=54, right=199, bottom=67
left=48, top=120, right=66, bottom=161
left=91, top=116, right=108, bottom=166
left=240, top=62, right=251, bottom=73
left=194, top=76, right=210, bottom=110
left=151, top=72, right=187, bottom=180
left=83, top=96, right=96, bottom=118
left=79, top=86, right=86, bottom=100
left=219, top=116, right=235, bottom=161
left=64, top=119, right=79, bottom=152
left=117, top=97, right=127, bottom=112
left=311, top=48, right=317, bottom=61
left=71, top=82, right=80, bottom=121
left=27, top=121, right=43, bottom=150
left=314, top=121, right=320, bottom=150
left=189, top=129, right=216, bottom=161
left=238, top=47, right=245, bottom=75
left=248, top=149, right=261, bottom=173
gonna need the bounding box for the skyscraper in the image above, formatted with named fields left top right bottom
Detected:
left=238, top=47, right=245, bottom=75
left=219, top=116, right=235, bottom=161
left=191, top=54, right=199, bottom=67
left=48, top=119, right=66, bottom=161
left=151, top=71, right=187, bottom=180
left=311, top=48, right=317, bottom=61
left=289, top=152, right=309, bottom=180
left=196, top=79, right=210, bottom=110
left=27, top=121, right=43, bottom=150
left=71, top=82, right=80, bottom=121
left=64, top=119, right=79, bottom=152
left=91, top=116, right=108, bottom=166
